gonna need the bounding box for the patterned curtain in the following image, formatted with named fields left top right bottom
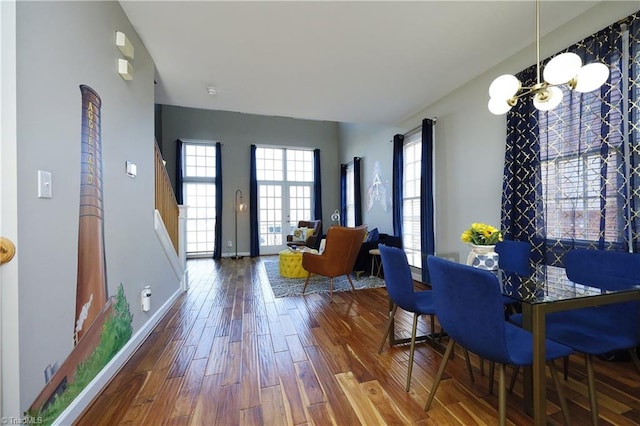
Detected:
left=629, top=14, right=640, bottom=252
left=501, top=11, right=640, bottom=274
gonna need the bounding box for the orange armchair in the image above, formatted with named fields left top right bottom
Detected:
left=301, top=225, right=367, bottom=298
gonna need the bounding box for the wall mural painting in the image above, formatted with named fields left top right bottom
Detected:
left=366, top=160, right=392, bottom=213
left=28, top=85, right=133, bottom=425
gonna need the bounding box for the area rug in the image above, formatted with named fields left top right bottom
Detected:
left=263, top=261, right=386, bottom=298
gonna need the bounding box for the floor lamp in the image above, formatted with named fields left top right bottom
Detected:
left=231, top=189, right=247, bottom=260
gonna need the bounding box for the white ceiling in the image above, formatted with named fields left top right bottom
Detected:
left=119, top=1, right=606, bottom=125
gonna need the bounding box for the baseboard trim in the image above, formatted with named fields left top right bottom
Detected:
left=52, top=287, right=182, bottom=425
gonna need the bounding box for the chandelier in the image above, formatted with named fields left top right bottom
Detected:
left=488, top=0, right=609, bottom=115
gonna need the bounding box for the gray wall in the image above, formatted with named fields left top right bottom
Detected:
left=160, top=106, right=340, bottom=256
left=338, top=1, right=639, bottom=265
left=15, top=1, right=178, bottom=411
left=337, top=123, right=402, bottom=236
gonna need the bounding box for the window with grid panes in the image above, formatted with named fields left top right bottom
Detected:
left=403, top=130, right=422, bottom=268
left=182, top=142, right=217, bottom=256
left=345, top=162, right=355, bottom=227
left=256, top=147, right=314, bottom=250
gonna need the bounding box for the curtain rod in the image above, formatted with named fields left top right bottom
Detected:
left=404, top=117, right=437, bottom=136
left=388, top=117, right=438, bottom=142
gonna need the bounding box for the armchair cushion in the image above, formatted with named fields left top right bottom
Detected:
left=286, top=220, right=322, bottom=249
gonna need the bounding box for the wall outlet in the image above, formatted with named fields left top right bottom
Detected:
left=227, top=240, right=233, bottom=248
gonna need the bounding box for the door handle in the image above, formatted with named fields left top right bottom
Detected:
left=0, top=237, right=16, bottom=265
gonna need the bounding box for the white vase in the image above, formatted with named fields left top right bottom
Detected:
left=466, top=243, right=499, bottom=272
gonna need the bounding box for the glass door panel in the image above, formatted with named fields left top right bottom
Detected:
left=258, top=184, right=283, bottom=254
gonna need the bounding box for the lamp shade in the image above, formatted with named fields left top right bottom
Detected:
left=488, top=97, right=513, bottom=115
left=533, top=86, right=563, bottom=111
left=489, top=74, right=521, bottom=99
left=543, top=52, right=582, bottom=85
left=573, top=62, right=609, bottom=93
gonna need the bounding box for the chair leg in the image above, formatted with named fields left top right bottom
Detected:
left=463, top=348, right=474, bottom=382
left=425, top=339, right=455, bottom=411
left=480, top=357, right=485, bottom=376
left=406, top=313, right=420, bottom=392
left=509, top=366, right=519, bottom=393
left=628, top=347, right=640, bottom=376
left=498, top=363, right=506, bottom=426
left=563, top=355, right=569, bottom=380
left=585, top=354, right=600, bottom=426
left=345, top=274, right=356, bottom=291
left=548, top=359, right=571, bottom=426
left=377, top=304, right=398, bottom=354
left=302, top=272, right=311, bottom=295
left=329, top=277, right=334, bottom=299
left=489, top=361, right=495, bottom=395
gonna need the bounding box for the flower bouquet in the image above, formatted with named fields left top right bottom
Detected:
left=460, top=222, right=503, bottom=246
left=461, top=223, right=503, bottom=269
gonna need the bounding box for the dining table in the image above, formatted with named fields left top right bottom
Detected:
left=502, top=268, right=640, bottom=426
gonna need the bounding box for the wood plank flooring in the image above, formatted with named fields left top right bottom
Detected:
left=76, top=257, right=640, bottom=425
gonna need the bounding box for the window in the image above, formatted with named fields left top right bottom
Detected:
left=402, top=130, right=422, bottom=268
left=345, top=162, right=355, bottom=227
left=182, top=142, right=217, bottom=256
left=502, top=15, right=640, bottom=268
left=537, top=54, right=627, bottom=251
left=256, top=147, right=314, bottom=253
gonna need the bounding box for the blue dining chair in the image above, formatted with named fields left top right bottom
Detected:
left=510, top=249, right=640, bottom=426
left=484, top=240, right=532, bottom=389
left=376, top=245, right=474, bottom=392
left=425, top=255, right=574, bottom=426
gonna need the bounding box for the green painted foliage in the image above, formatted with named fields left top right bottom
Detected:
left=31, top=284, right=133, bottom=425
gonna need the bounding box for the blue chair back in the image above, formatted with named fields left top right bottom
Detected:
left=427, top=255, right=513, bottom=364
left=495, top=240, right=531, bottom=276
left=379, top=245, right=424, bottom=313
left=564, top=249, right=640, bottom=343
left=564, top=249, right=640, bottom=291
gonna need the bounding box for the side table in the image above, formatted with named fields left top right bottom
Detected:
left=369, top=248, right=382, bottom=277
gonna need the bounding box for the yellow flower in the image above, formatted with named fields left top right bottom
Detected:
left=460, top=222, right=503, bottom=245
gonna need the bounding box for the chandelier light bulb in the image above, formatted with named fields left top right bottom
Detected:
left=489, top=74, right=521, bottom=99
left=573, top=62, right=610, bottom=93
left=533, top=86, right=563, bottom=111
left=488, top=97, right=514, bottom=115
left=543, top=52, right=583, bottom=85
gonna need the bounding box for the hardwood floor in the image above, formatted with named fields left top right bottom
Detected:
left=77, top=257, right=640, bottom=425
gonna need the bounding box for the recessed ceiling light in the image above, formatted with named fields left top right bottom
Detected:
left=207, top=86, right=218, bottom=96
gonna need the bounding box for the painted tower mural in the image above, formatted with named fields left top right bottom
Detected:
left=75, top=85, right=108, bottom=343
left=28, top=86, right=133, bottom=425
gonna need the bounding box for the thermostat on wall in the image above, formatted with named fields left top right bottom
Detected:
left=125, top=161, right=137, bottom=178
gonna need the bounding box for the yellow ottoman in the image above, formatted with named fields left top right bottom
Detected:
left=279, top=249, right=313, bottom=278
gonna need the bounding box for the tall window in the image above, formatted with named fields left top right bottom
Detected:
left=256, top=147, right=314, bottom=253
left=182, top=142, right=217, bottom=256
left=502, top=14, right=640, bottom=273
left=402, top=130, right=422, bottom=267
left=345, top=162, right=355, bottom=227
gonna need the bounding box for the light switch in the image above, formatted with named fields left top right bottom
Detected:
left=38, top=170, right=52, bottom=199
